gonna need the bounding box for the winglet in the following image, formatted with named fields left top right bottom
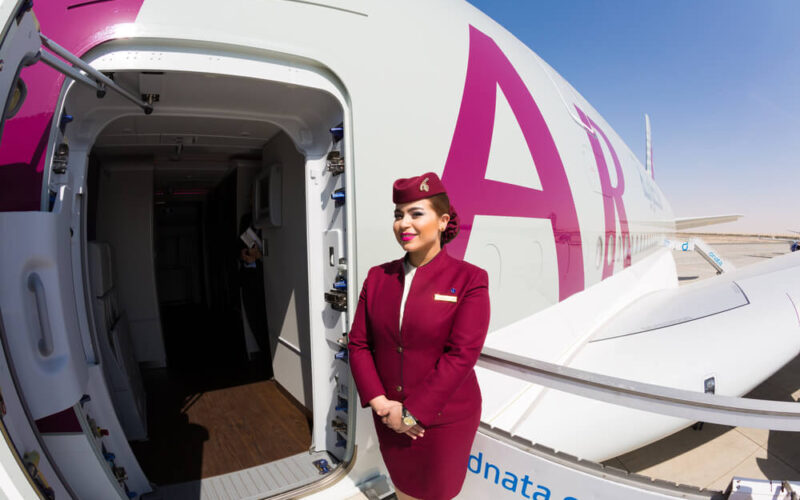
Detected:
left=645, top=114, right=654, bottom=179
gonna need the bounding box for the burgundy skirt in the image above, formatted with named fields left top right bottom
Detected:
left=373, top=409, right=481, bottom=500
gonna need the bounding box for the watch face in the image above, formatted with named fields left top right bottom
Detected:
left=403, top=416, right=416, bottom=426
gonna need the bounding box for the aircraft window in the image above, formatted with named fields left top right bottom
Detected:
left=4, top=78, right=27, bottom=120
left=606, top=234, right=614, bottom=265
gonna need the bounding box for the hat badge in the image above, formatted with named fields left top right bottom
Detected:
left=419, top=177, right=430, bottom=192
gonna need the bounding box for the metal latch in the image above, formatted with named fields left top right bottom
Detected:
left=51, top=143, right=68, bottom=174
left=325, top=290, right=347, bottom=311
left=331, top=418, right=347, bottom=434
left=23, top=451, right=55, bottom=500
left=113, top=465, right=128, bottom=482
left=326, top=151, right=344, bottom=176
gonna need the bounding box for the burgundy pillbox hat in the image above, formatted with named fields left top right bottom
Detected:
left=392, top=172, right=447, bottom=204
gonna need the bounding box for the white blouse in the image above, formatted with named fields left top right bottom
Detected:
left=399, top=259, right=417, bottom=330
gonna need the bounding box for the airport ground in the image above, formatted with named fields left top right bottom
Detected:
left=603, top=233, right=800, bottom=492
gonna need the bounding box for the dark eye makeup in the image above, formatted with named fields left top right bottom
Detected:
left=394, top=208, right=426, bottom=219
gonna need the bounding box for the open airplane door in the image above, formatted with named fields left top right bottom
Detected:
left=0, top=2, right=87, bottom=498
left=0, top=1, right=42, bottom=142
left=0, top=0, right=89, bottom=422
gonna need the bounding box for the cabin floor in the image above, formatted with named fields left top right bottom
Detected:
left=130, top=304, right=312, bottom=485
left=603, top=235, right=800, bottom=491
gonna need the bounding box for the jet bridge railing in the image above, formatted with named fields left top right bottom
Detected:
left=477, top=346, right=800, bottom=432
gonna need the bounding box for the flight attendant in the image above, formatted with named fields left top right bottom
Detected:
left=349, top=172, right=490, bottom=500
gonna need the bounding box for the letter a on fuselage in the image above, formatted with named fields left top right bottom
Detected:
left=442, top=26, right=584, bottom=301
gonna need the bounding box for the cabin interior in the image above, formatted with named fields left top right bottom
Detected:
left=53, top=67, right=350, bottom=495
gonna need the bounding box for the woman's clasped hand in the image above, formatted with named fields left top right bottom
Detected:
left=369, top=395, right=426, bottom=439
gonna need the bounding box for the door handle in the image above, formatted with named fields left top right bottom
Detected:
left=27, top=273, right=55, bottom=357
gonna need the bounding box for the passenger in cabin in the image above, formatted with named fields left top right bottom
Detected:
left=349, top=172, right=491, bottom=500
left=238, top=213, right=273, bottom=379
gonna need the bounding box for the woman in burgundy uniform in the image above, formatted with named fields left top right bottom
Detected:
left=348, top=172, right=490, bottom=500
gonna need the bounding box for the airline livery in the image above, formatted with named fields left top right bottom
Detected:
left=1, top=1, right=800, bottom=499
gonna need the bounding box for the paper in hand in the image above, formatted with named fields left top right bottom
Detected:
left=239, top=227, right=262, bottom=251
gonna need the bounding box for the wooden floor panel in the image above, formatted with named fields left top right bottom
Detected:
left=131, top=304, right=311, bottom=485
left=131, top=373, right=312, bottom=485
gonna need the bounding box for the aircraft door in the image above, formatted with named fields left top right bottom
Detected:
left=0, top=5, right=86, bottom=498
left=0, top=1, right=42, bottom=142
left=0, top=0, right=89, bottom=419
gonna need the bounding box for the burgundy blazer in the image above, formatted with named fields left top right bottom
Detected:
left=348, top=248, right=490, bottom=426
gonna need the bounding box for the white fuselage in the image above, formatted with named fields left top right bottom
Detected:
left=13, top=1, right=773, bottom=499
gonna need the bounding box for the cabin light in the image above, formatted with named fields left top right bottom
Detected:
left=59, top=113, right=73, bottom=127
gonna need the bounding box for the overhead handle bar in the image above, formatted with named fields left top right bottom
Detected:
left=38, top=33, right=153, bottom=114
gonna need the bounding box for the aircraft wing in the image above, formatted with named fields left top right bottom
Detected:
left=674, top=214, right=743, bottom=230
left=478, top=249, right=800, bottom=461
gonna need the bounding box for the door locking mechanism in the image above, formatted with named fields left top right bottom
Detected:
left=51, top=143, right=69, bottom=174
left=324, top=258, right=348, bottom=311
left=326, top=151, right=344, bottom=176
left=325, top=290, right=347, bottom=311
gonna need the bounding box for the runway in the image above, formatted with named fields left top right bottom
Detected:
left=603, top=234, right=800, bottom=492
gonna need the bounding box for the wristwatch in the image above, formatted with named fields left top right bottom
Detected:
left=402, top=406, right=417, bottom=426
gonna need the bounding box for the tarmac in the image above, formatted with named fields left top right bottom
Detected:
left=603, top=233, right=800, bottom=492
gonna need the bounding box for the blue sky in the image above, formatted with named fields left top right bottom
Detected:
left=468, top=1, right=800, bottom=235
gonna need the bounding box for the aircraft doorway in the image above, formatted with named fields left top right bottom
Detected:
left=86, top=140, right=315, bottom=486
left=58, top=63, right=351, bottom=497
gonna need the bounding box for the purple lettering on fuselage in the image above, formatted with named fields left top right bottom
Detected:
left=0, top=0, right=145, bottom=212
left=442, top=26, right=584, bottom=301
left=574, top=107, right=631, bottom=276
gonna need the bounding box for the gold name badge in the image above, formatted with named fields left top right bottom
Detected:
left=434, top=294, right=457, bottom=303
